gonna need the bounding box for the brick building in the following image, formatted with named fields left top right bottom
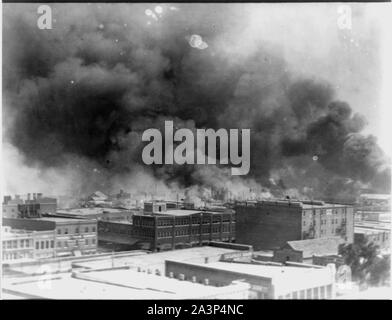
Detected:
left=235, top=199, right=354, bottom=250
left=98, top=202, right=236, bottom=251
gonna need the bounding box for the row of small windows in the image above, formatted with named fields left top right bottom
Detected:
left=304, top=217, right=347, bottom=226
left=3, top=239, right=31, bottom=249
left=3, top=239, right=54, bottom=250
left=35, top=240, right=54, bottom=250
left=277, top=285, right=333, bottom=299
left=157, top=225, right=234, bottom=238
left=303, top=208, right=348, bottom=216
left=136, top=215, right=234, bottom=227
left=57, top=226, right=96, bottom=235
left=57, top=238, right=96, bottom=248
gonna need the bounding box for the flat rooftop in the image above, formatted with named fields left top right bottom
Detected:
left=170, top=260, right=330, bottom=279
left=354, top=221, right=391, bottom=231
left=359, top=194, right=390, bottom=200
left=144, top=209, right=229, bottom=217
left=235, top=199, right=351, bottom=209
left=34, top=217, right=96, bottom=224
left=72, top=246, right=241, bottom=272
left=57, top=207, right=132, bottom=216
left=2, top=268, right=247, bottom=299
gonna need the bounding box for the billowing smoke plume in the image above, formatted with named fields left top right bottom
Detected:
left=3, top=3, right=390, bottom=202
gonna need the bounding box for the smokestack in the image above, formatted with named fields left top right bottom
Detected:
left=3, top=195, right=11, bottom=204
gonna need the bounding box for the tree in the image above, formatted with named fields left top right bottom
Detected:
left=339, top=238, right=390, bottom=287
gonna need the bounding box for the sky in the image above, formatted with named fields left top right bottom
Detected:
left=1, top=3, right=391, bottom=198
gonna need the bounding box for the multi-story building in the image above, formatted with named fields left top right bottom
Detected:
left=39, top=218, right=97, bottom=257
left=358, top=194, right=390, bottom=212
left=2, top=193, right=57, bottom=218
left=235, top=199, right=354, bottom=250
left=2, top=226, right=56, bottom=262
left=98, top=202, right=236, bottom=251
left=355, top=194, right=391, bottom=223
left=2, top=226, right=34, bottom=262
left=2, top=195, right=24, bottom=218
left=2, top=217, right=97, bottom=257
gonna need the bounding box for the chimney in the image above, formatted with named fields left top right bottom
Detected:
left=3, top=195, right=11, bottom=204
left=27, top=193, right=31, bottom=201
left=33, top=193, right=37, bottom=200
left=37, top=193, right=43, bottom=200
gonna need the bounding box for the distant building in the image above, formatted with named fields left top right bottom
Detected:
left=2, top=193, right=57, bottom=218
left=356, top=194, right=391, bottom=223
left=272, top=237, right=341, bottom=264
left=3, top=217, right=97, bottom=257
left=165, top=259, right=336, bottom=299
left=358, top=194, right=390, bottom=212
left=2, top=226, right=56, bottom=262
left=2, top=195, right=23, bottom=218
left=54, top=207, right=136, bottom=222
left=98, top=202, right=236, bottom=251
left=83, top=191, right=112, bottom=207
left=354, top=220, right=390, bottom=253
left=235, top=199, right=354, bottom=250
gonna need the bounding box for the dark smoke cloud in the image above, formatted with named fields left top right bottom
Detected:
left=3, top=3, right=390, bottom=200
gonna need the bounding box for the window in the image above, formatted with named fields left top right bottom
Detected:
left=65, top=241, right=68, bottom=247
left=36, top=242, right=39, bottom=250
left=41, top=241, right=44, bottom=249
left=92, top=239, right=96, bottom=245
left=320, top=286, right=325, bottom=299
left=46, top=241, right=49, bottom=249
left=85, top=227, right=89, bottom=233
left=75, top=227, right=79, bottom=233
left=57, top=241, right=61, bottom=248
left=92, top=226, right=96, bottom=232
left=313, top=287, right=319, bottom=299
left=85, top=239, right=89, bottom=245
left=20, top=240, right=24, bottom=248
left=64, top=228, right=68, bottom=234
left=57, top=229, right=61, bottom=234
left=51, top=241, right=54, bottom=248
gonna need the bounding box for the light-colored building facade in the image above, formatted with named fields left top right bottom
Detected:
left=3, top=217, right=97, bottom=257
left=165, top=259, right=336, bottom=299
left=2, top=226, right=56, bottom=262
